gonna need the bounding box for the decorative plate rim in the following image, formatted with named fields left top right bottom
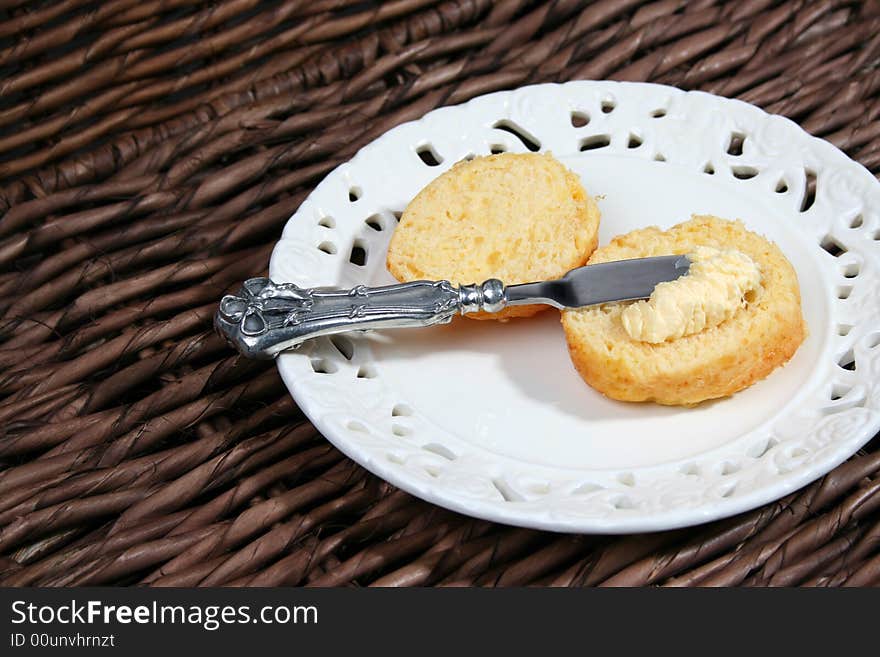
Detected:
left=269, top=80, right=880, bottom=533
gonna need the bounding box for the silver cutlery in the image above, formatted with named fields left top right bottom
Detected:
left=215, top=255, right=691, bottom=359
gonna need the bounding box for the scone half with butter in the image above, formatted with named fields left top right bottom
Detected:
left=562, top=215, right=806, bottom=406
left=387, top=152, right=601, bottom=320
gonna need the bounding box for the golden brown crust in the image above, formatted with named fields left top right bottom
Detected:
left=386, top=152, right=600, bottom=320
left=561, top=215, right=806, bottom=406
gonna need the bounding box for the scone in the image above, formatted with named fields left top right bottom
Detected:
left=386, top=152, right=601, bottom=319
left=561, top=216, right=806, bottom=406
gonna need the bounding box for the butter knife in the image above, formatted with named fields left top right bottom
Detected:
left=215, top=255, right=691, bottom=359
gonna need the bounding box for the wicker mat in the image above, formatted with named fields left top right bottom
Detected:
left=1, top=0, right=879, bottom=587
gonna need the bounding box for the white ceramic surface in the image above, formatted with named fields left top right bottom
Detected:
left=269, top=81, right=880, bottom=533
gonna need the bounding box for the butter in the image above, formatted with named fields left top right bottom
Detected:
left=621, top=246, right=761, bottom=343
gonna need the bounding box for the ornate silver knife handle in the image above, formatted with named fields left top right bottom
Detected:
left=214, top=277, right=507, bottom=359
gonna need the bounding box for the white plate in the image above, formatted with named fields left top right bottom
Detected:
left=270, top=81, right=880, bottom=533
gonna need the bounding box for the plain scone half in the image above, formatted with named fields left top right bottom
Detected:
left=561, top=215, right=807, bottom=406
left=386, top=152, right=601, bottom=320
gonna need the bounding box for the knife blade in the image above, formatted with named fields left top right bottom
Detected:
left=506, top=254, right=691, bottom=309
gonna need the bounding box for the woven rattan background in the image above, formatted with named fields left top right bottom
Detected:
left=1, top=0, right=879, bottom=587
